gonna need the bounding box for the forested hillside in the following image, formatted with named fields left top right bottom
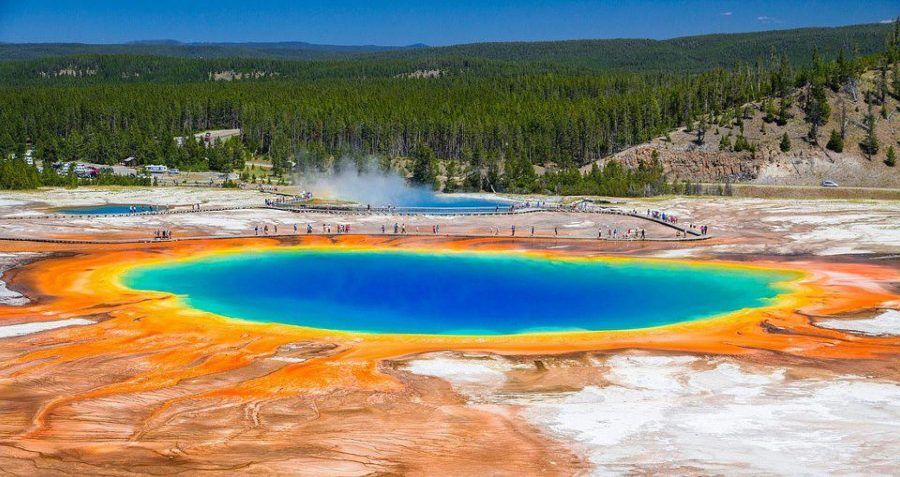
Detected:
left=3, top=23, right=890, bottom=72
left=0, top=55, right=525, bottom=85
left=369, top=23, right=894, bottom=72
left=1, top=23, right=893, bottom=85
left=0, top=41, right=423, bottom=61
left=1, top=22, right=897, bottom=194
left=0, top=66, right=803, bottom=172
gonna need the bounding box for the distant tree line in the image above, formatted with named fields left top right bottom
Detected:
left=0, top=22, right=891, bottom=81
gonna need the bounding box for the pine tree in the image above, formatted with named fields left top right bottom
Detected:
left=695, top=115, right=707, bottom=144
left=886, top=146, right=896, bottom=167
left=776, top=98, right=791, bottom=126
left=779, top=133, right=791, bottom=152
left=859, top=101, right=879, bottom=159
left=410, top=143, right=437, bottom=187
left=803, top=81, right=829, bottom=145
left=893, top=59, right=900, bottom=99
left=826, top=129, right=844, bottom=153
left=763, top=98, right=776, bottom=122
left=719, top=135, right=732, bottom=151
left=733, top=135, right=752, bottom=152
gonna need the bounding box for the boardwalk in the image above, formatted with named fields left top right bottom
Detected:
left=274, top=203, right=706, bottom=237
left=0, top=200, right=710, bottom=244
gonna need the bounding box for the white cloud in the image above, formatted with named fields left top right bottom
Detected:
left=757, top=15, right=783, bottom=24
left=722, top=11, right=733, bottom=16
left=879, top=19, right=895, bottom=24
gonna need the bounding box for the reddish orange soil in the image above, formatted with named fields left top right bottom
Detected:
left=0, top=235, right=897, bottom=475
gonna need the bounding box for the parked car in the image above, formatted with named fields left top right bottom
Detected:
left=821, top=180, right=839, bottom=188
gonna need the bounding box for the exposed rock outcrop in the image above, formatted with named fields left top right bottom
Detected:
left=608, top=145, right=764, bottom=182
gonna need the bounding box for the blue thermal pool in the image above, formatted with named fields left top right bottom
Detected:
left=356, top=194, right=519, bottom=215
left=123, top=250, right=796, bottom=335
left=58, top=204, right=163, bottom=215
left=394, top=194, right=512, bottom=208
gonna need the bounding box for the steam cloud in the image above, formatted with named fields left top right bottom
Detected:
left=298, top=158, right=437, bottom=207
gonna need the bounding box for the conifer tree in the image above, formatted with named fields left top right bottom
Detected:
left=780, top=133, right=791, bottom=152
left=859, top=101, right=879, bottom=159
left=826, top=129, right=843, bottom=153
left=410, top=143, right=437, bottom=187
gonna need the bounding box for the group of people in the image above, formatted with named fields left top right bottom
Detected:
left=153, top=229, right=173, bottom=240
left=520, top=200, right=548, bottom=208
left=263, top=192, right=312, bottom=207
left=647, top=209, right=679, bottom=224
left=599, top=227, right=646, bottom=240
left=253, top=222, right=354, bottom=235
left=324, top=223, right=351, bottom=234
left=647, top=209, right=711, bottom=237
left=254, top=224, right=280, bottom=235
left=127, top=205, right=156, bottom=214
left=292, top=223, right=314, bottom=234
left=691, top=224, right=710, bottom=235
left=504, top=224, right=561, bottom=237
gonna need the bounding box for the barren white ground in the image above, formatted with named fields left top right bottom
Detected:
left=816, top=309, right=900, bottom=336
left=0, top=188, right=897, bottom=253
left=405, top=353, right=900, bottom=475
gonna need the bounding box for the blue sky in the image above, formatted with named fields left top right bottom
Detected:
left=0, top=0, right=897, bottom=46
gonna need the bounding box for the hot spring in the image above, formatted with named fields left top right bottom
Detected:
left=58, top=204, right=162, bottom=215
left=388, top=194, right=512, bottom=208
left=123, top=249, right=796, bottom=335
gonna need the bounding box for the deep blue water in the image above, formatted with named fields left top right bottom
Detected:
left=123, top=250, right=794, bottom=335
left=59, top=204, right=162, bottom=215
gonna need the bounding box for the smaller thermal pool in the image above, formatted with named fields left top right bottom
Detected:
left=392, top=194, right=513, bottom=208
left=355, top=194, right=521, bottom=215
left=57, top=204, right=164, bottom=215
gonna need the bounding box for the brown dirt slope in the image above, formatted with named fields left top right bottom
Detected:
left=585, top=70, right=899, bottom=187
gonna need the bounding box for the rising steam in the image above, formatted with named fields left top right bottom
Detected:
left=298, top=158, right=437, bottom=207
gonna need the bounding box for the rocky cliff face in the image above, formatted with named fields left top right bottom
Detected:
left=608, top=145, right=764, bottom=182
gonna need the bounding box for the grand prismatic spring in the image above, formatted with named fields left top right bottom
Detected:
left=123, top=249, right=796, bottom=335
